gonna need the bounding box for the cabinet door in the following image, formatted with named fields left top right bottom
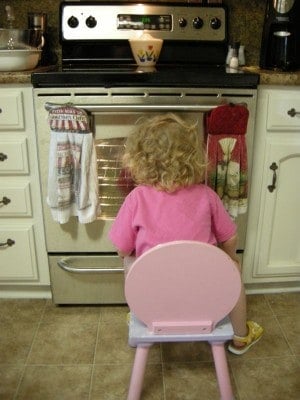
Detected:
left=254, top=139, right=300, bottom=278
left=0, top=223, right=38, bottom=281
left=0, top=91, right=24, bottom=130
left=0, top=138, right=29, bottom=174
left=0, top=181, right=32, bottom=217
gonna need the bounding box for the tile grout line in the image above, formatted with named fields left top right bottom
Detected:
left=227, top=359, right=242, bottom=400
left=13, top=300, right=48, bottom=400
left=160, top=344, right=167, bottom=400
left=262, top=293, right=277, bottom=317
left=263, top=294, right=297, bottom=356
left=88, top=308, right=103, bottom=400
left=273, top=314, right=296, bottom=357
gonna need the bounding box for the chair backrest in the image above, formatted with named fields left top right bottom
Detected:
left=125, top=241, right=241, bottom=335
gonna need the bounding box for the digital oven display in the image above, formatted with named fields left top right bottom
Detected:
left=117, top=14, right=172, bottom=30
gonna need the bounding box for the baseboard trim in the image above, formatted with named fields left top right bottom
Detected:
left=245, top=281, right=300, bottom=294
left=0, top=285, right=52, bottom=299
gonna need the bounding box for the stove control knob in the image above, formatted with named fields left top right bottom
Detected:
left=67, top=16, right=79, bottom=29
left=193, top=17, right=204, bottom=29
left=86, top=16, right=97, bottom=28
left=178, top=17, right=187, bottom=28
left=210, top=17, right=222, bottom=30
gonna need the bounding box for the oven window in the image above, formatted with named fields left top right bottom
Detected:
left=96, top=137, right=135, bottom=219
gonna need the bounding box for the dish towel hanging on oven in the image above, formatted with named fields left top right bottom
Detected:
left=204, top=103, right=249, bottom=219
left=47, top=105, right=100, bottom=224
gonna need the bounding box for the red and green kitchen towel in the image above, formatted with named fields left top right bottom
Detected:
left=204, top=103, right=249, bottom=219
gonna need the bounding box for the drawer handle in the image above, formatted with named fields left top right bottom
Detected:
left=0, top=196, right=11, bottom=205
left=287, top=108, right=300, bottom=117
left=0, top=238, right=15, bottom=247
left=267, top=162, right=278, bottom=192
left=57, top=257, right=124, bottom=274
left=0, top=153, right=8, bottom=162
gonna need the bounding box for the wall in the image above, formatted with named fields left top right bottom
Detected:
left=0, top=0, right=266, bottom=66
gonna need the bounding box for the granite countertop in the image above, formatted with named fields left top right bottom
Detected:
left=1, top=65, right=300, bottom=86
left=0, top=65, right=57, bottom=84
left=242, top=66, right=300, bottom=86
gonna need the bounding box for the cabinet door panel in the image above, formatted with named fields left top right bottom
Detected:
left=0, top=181, right=32, bottom=216
left=254, top=140, right=300, bottom=277
left=0, top=223, right=38, bottom=281
left=267, top=92, right=300, bottom=131
left=0, top=138, right=28, bottom=174
left=0, top=91, right=24, bottom=130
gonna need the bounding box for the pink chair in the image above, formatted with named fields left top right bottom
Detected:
left=124, top=241, right=241, bottom=400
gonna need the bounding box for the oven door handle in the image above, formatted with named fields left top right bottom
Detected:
left=45, top=103, right=221, bottom=113
left=57, top=258, right=124, bottom=274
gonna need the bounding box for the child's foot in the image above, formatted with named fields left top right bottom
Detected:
left=228, top=320, right=264, bottom=355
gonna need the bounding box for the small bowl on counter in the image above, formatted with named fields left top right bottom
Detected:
left=0, top=29, right=43, bottom=71
left=0, top=49, right=42, bottom=71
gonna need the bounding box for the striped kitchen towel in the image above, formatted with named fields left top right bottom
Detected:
left=47, top=105, right=100, bottom=224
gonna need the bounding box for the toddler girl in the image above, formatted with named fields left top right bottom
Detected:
left=109, top=113, right=263, bottom=355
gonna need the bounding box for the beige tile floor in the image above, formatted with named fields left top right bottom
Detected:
left=0, top=293, right=299, bottom=400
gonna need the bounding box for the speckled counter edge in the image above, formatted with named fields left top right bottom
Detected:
left=1, top=66, right=300, bottom=86
left=0, top=65, right=57, bottom=84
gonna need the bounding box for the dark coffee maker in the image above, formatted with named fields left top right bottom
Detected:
left=260, top=0, right=300, bottom=71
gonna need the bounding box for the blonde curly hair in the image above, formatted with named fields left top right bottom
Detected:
left=123, top=113, right=207, bottom=192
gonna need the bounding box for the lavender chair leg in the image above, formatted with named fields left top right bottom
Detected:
left=210, top=342, right=234, bottom=400
left=127, top=345, right=151, bottom=400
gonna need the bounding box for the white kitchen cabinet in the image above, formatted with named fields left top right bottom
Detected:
left=0, top=84, right=50, bottom=294
left=243, top=86, right=300, bottom=287
left=0, top=137, right=29, bottom=174
left=0, top=223, right=38, bottom=280
left=0, top=91, right=24, bottom=130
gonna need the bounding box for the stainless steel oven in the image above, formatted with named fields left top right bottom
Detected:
left=32, top=2, right=259, bottom=304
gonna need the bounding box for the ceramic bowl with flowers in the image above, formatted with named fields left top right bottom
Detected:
left=129, top=33, right=163, bottom=67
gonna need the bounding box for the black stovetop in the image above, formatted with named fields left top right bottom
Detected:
left=31, top=64, right=260, bottom=89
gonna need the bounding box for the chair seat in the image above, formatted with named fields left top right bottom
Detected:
left=129, top=313, right=234, bottom=346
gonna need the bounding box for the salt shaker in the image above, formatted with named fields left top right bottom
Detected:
left=229, top=43, right=239, bottom=69
left=226, top=45, right=234, bottom=65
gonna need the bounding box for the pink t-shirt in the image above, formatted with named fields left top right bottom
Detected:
left=109, top=184, right=236, bottom=257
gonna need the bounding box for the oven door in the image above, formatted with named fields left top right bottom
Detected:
left=34, top=88, right=255, bottom=253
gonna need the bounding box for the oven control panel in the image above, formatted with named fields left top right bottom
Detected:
left=117, top=14, right=172, bottom=31
left=60, top=2, right=227, bottom=42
